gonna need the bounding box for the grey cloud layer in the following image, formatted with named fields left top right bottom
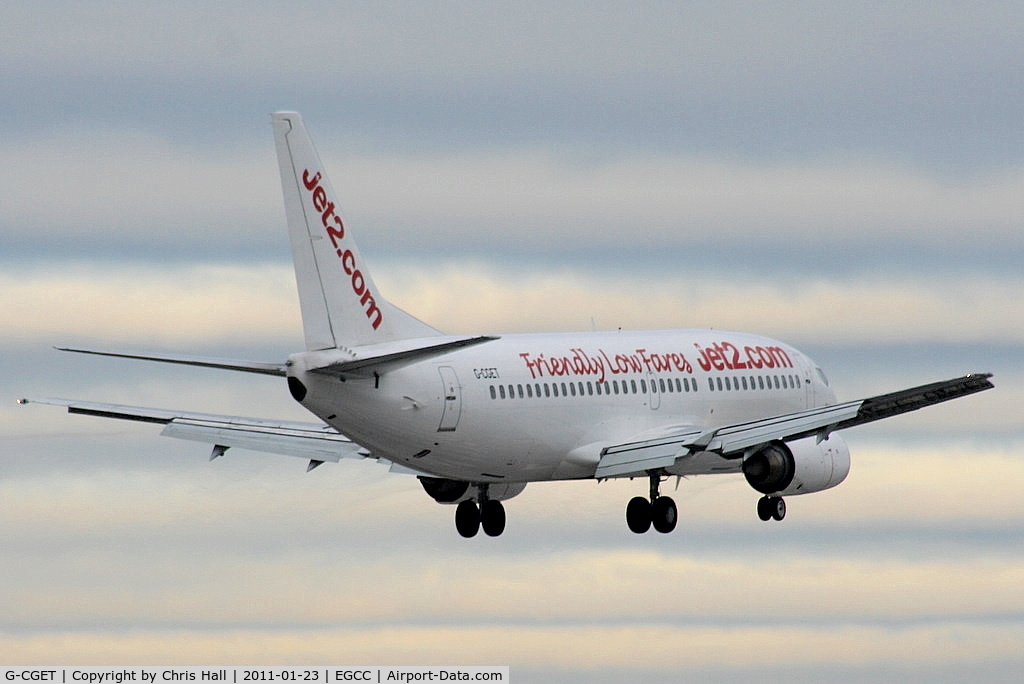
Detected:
left=4, top=3, right=1022, bottom=167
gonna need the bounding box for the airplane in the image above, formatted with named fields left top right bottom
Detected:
left=20, top=111, right=995, bottom=538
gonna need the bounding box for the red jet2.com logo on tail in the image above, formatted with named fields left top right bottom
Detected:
left=302, top=169, right=383, bottom=330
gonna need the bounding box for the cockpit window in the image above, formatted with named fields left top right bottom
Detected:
left=816, top=367, right=830, bottom=387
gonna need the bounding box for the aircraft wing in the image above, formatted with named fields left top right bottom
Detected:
left=596, top=373, right=994, bottom=478
left=19, top=397, right=369, bottom=468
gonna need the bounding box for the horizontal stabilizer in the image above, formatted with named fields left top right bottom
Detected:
left=56, top=347, right=287, bottom=376
left=309, top=335, right=499, bottom=376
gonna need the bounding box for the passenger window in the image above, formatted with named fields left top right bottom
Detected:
left=659, top=378, right=666, bottom=393
left=517, top=384, right=524, bottom=398
left=587, top=382, right=594, bottom=396
left=758, top=376, right=764, bottom=390
left=631, top=380, right=638, bottom=393
left=544, top=384, right=550, bottom=398
left=526, top=384, right=533, bottom=398
left=490, top=386, right=496, bottom=399
left=741, top=377, right=748, bottom=390
left=561, top=382, right=568, bottom=396
left=570, top=383, right=577, bottom=397
left=725, top=377, right=731, bottom=391
left=499, top=385, right=506, bottom=399
left=716, top=377, right=723, bottom=391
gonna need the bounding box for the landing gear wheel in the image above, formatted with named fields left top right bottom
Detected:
left=652, top=496, right=678, bottom=533
left=757, top=496, right=786, bottom=522
left=455, top=500, right=480, bottom=538
left=770, top=496, right=786, bottom=521
left=626, top=496, right=652, bottom=534
left=480, top=500, right=506, bottom=537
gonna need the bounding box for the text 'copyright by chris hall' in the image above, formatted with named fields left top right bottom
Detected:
left=2, top=669, right=509, bottom=684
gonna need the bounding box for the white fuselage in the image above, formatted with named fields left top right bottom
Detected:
left=289, top=329, right=837, bottom=483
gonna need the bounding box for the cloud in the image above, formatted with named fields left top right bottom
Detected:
left=0, top=130, right=279, bottom=252
left=3, top=623, right=1023, bottom=671
left=5, top=2, right=1023, bottom=179
left=5, top=128, right=1022, bottom=271
left=4, top=4, right=1023, bottom=678
left=5, top=261, right=1024, bottom=349
left=2, top=442, right=1022, bottom=628
left=383, top=265, right=1024, bottom=345
left=0, top=264, right=300, bottom=347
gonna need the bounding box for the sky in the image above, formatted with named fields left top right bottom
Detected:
left=2, top=1, right=1022, bottom=681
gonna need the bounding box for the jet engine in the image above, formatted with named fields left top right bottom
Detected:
left=742, top=434, right=850, bottom=496
left=419, top=477, right=526, bottom=503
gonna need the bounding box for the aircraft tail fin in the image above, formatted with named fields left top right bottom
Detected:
left=272, top=111, right=440, bottom=350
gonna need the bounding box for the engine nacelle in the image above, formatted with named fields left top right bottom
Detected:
left=419, top=477, right=469, bottom=502
left=742, top=434, right=850, bottom=496
left=419, top=477, right=527, bottom=504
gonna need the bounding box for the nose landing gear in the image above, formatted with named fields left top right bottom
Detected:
left=626, top=473, right=677, bottom=534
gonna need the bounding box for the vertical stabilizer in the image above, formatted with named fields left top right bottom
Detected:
left=272, top=112, right=440, bottom=349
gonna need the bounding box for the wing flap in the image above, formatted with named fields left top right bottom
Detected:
left=704, top=401, right=863, bottom=454
left=596, top=373, right=994, bottom=477
left=707, top=372, right=994, bottom=455
left=596, top=430, right=703, bottom=478
left=20, top=398, right=366, bottom=463
left=161, top=418, right=365, bottom=461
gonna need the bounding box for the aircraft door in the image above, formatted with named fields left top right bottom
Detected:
left=647, top=371, right=661, bottom=410
left=797, top=358, right=814, bottom=408
left=437, top=366, right=462, bottom=432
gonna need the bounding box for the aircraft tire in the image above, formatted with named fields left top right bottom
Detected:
left=652, top=496, right=678, bottom=533
left=626, top=496, right=652, bottom=534
left=771, top=496, right=786, bottom=521
left=480, top=499, right=506, bottom=537
left=455, top=500, right=480, bottom=538
left=757, top=496, right=773, bottom=521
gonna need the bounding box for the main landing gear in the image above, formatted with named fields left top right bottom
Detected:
left=757, top=495, right=786, bottom=521
left=455, top=485, right=506, bottom=538
left=626, top=474, right=678, bottom=534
